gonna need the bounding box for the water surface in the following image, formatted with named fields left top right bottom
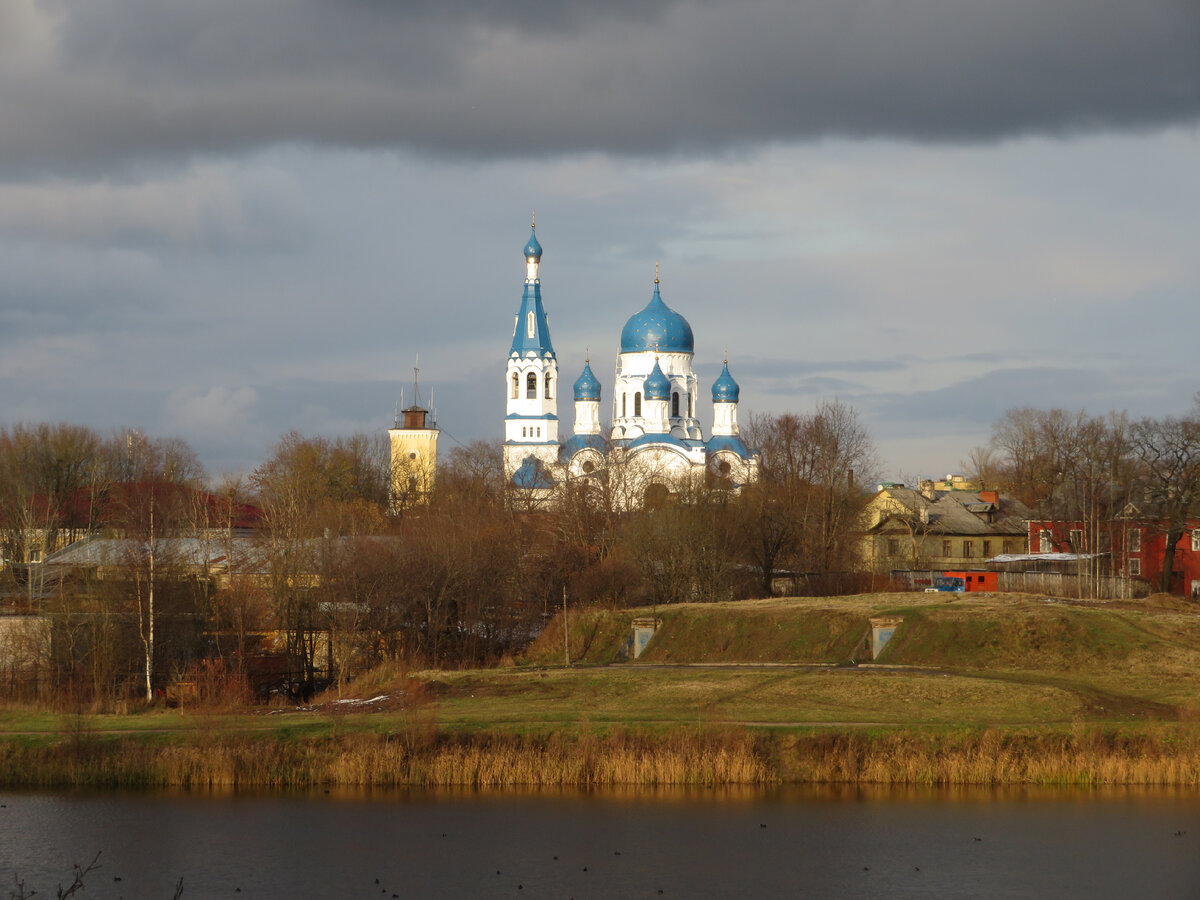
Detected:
left=2, top=785, right=1198, bottom=898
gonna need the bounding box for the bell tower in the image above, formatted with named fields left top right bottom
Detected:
left=503, top=218, right=560, bottom=483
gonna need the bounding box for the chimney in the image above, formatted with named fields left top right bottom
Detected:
left=980, top=490, right=999, bottom=505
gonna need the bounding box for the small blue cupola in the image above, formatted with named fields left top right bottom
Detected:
left=573, top=360, right=601, bottom=401
left=644, top=358, right=671, bottom=401
left=711, top=361, right=740, bottom=404
left=524, top=225, right=542, bottom=262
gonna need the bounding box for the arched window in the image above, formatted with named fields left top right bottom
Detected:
left=672, top=391, right=680, bottom=418
left=621, top=393, right=627, bottom=417
left=634, top=392, right=642, bottom=417
left=526, top=372, right=537, bottom=398
left=688, top=391, right=694, bottom=418
left=511, top=372, right=519, bottom=399
left=527, top=311, right=536, bottom=338
left=521, top=427, right=527, bottom=437
left=545, top=373, right=553, bottom=399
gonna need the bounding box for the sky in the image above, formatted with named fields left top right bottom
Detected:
left=2, top=0, right=1198, bottom=485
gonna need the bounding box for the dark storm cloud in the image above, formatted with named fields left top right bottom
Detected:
left=5, top=0, right=1198, bottom=175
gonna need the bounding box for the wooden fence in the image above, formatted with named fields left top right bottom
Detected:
left=890, top=570, right=1149, bottom=600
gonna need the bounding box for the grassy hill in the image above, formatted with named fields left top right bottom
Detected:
left=510, top=592, right=1200, bottom=723
left=4, top=591, right=1200, bottom=787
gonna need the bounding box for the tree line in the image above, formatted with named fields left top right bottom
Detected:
left=0, top=402, right=877, bottom=706
left=6, top=394, right=1197, bottom=706
left=968, top=396, right=1200, bottom=594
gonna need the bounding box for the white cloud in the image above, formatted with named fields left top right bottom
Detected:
left=164, top=385, right=259, bottom=440
left=0, top=0, right=62, bottom=72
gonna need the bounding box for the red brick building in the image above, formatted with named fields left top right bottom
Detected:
left=1027, top=516, right=1200, bottom=598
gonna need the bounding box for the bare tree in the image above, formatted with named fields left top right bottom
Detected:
left=0, top=423, right=104, bottom=606
left=103, top=430, right=206, bottom=701
left=740, top=401, right=877, bottom=590
left=1130, top=406, right=1200, bottom=594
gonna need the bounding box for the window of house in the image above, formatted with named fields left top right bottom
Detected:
left=1129, top=529, right=1141, bottom=552
left=536, top=427, right=541, bottom=438
left=634, top=392, right=642, bottom=417
left=511, top=373, right=519, bottom=399
left=1129, top=558, right=1141, bottom=576
left=1070, top=529, right=1084, bottom=550
left=942, top=539, right=952, bottom=557
left=1039, top=530, right=1053, bottom=553
left=1192, top=531, right=1200, bottom=552
left=672, top=392, right=680, bottom=418
left=982, top=540, right=992, bottom=558
left=521, top=427, right=526, bottom=437
left=887, top=538, right=900, bottom=557
left=526, top=372, right=537, bottom=399
left=1003, top=540, right=1017, bottom=554
left=544, top=373, right=553, bottom=400
left=963, top=540, right=974, bottom=558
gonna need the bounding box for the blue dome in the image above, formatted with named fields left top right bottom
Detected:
left=620, top=281, right=694, bottom=354
left=711, top=361, right=740, bottom=403
left=644, top=359, right=671, bottom=400
left=523, top=227, right=542, bottom=261
left=573, top=360, right=601, bottom=401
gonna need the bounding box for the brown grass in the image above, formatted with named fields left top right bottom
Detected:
left=2, top=724, right=1198, bottom=788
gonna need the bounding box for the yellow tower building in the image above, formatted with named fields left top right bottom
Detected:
left=389, top=392, right=439, bottom=510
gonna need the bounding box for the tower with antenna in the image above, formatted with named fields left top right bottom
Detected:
left=388, top=356, right=440, bottom=510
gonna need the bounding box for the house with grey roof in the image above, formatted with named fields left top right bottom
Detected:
left=859, top=482, right=1030, bottom=572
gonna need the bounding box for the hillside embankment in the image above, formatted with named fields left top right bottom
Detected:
left=3, top=592, right=1200, bottom=787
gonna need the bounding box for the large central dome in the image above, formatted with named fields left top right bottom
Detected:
left=619, top=282, right=694, bottom=354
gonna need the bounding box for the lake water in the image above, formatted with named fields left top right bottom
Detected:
left=1, top=785, right=1198, bottom=899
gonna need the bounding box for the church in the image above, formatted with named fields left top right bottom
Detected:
left=503, top=223, right=758, bottom=505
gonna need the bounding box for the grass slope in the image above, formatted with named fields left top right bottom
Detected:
left=3, top=591, right=1200, bottom=788
left=519, top=592, right=1200, bottom=724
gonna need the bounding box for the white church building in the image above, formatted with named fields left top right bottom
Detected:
left=503, top=223, right=758, bottom=504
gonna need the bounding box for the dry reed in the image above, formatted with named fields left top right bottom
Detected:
left=1, top=725, right=1198, bottom=789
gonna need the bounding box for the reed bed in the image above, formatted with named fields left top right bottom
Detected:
left=777, top=726, right=1200, bottom=785
left=2, top=726, right=1198, bottom=789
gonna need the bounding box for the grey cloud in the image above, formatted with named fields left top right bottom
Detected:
left=734, top=356, right=910, bottom=379
left=5, top=1, right=1197, bottom=175
left=0, top=166, right=311, bottom=250
left=860, top=366, right=1136, bottom=438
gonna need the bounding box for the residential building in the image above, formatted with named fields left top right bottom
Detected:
left=861, top=482, right=1029, bottom=572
